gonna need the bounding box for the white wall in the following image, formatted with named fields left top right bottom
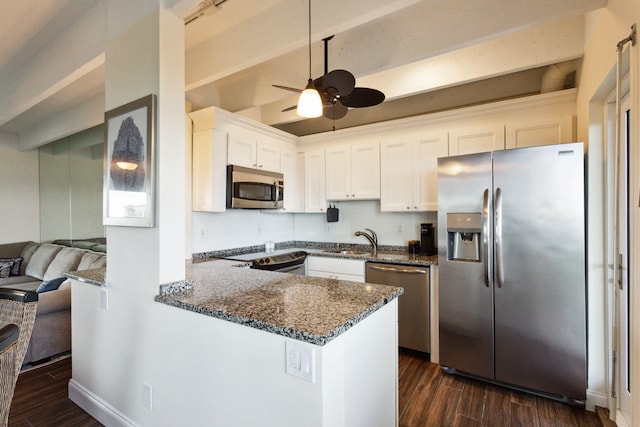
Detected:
left=0, top=144, right=40, bottom=244
left=294, top=200, right=436, bottom=247
left=577, top=0, right=640, bottom=412
left=192, top=210, right=295, bottom=252
left=191, top=202, right=434, bottom=253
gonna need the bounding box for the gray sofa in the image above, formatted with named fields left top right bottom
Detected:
left=0, top=241, right=106, bottom=365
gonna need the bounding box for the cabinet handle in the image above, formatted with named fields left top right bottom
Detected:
left=352, top=194, right=355, bottom=197
left=252, top=163, right=257, bottom=167
left=368, top=265, right=428, bottom=275
left=259, top=164, right=263, bottom=168
left=414, top=206, right=417, bottom=209
left=406, top=206, right=410, bottom=210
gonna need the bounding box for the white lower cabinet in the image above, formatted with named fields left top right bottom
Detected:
left=306, top=257, right=365, bottom=283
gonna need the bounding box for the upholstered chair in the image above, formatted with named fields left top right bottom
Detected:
left=0, top=289, right=38, bottom=373
left=0, top=324, right=20, bottom=427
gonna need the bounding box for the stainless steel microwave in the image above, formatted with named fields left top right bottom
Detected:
left=226, top=165, right=284, bottom=209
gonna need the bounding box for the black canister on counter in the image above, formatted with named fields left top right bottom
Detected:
left=420, top=223, right=437, bottom=255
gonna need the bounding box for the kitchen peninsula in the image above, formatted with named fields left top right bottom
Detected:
left=69, top=254, right=403, bottom=427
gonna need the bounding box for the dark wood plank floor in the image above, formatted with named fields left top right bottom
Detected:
left=399, top=349, right=616, bottom=427
left=9, top=357, right=102, bottom=427
left=9, top=353, right=615, bottom=426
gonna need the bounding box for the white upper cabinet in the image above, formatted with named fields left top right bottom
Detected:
left=325, top=142, right=380, bottom=200
left=505, top=114, right=574, bottom=149
left=228, top=134, right=281, bottom=172
left=413, top=135, right=449, bottom=211
left=281, top=147, right=303, bottom=212
left=351, top=143, right=380, bottom=199
left=192, top=128, right=228, bottom=212
left=448, top=126, right=505, bottom=156
left=380, top=132, right=448, bottom=212
left=303, top=150, right=327, bottom=212
left=189, top=106, right=297, bottom=212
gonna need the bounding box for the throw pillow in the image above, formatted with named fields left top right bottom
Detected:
left=0, top=257, right=22, bottom=276
left=0, top=261, right=12, bottom=278
left=36, top=277, right=67, bottom=293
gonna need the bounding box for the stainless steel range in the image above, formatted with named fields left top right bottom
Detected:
left=227, top=250, right=307, bottom=274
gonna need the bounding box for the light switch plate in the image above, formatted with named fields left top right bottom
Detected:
left=100, top=289, right=108, bottom=310
left=285, top=341, right=315, bottom=383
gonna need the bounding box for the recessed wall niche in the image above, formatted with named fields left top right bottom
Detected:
left=39, top=125, right=105, bottom=245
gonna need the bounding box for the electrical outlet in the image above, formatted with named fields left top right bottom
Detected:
left=200, top=228, right=206, bottom=239
left=143, top=383, right=153, bottom=409
left=285, top=341, right=315, bottom=383
left=399, top=224, right=405, bottom=233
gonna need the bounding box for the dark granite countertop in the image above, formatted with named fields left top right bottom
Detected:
left=194, top=240, right=438, bottom=267
left=155, top=259, right=403, bottom=346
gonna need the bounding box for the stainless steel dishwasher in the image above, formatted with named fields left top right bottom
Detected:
left=366, top=262, right=430, bottom=353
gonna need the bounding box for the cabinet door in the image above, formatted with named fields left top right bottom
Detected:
left=227, top=134, right=257, bottom=168
left=351, top=142, right=380, bottom=199
left=380, top=140, right=413, bottom=212
left=257, top=142, right=281, bottom=172
left=413, top=133, right=448, bottom=211
left=448, top=126, right=505, bottom=155
left=281, top=148, right=302, bottom=212
left=192, top=129, right=228, bottom=212
left=307, top=270, right=365, bottom=283
left=304, top=150, right=327, bottom=212
left=325, top=146, right=352, bottom=200
left=505, top=115, right=573, bottom=149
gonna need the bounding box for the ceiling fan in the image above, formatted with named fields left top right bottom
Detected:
left=273, top=35, right=385, bottom=121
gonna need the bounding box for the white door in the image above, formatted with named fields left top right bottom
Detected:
left=607, top=88, right=632, bottom=426
left=617, top=94, right=631, bottom=425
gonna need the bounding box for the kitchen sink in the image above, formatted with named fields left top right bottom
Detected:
left=323, top=249, right=370, bottom=255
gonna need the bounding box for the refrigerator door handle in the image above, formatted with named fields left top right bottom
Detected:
left=483, top=189, right=491, bottom=287
left=495, top=187, right=504, bottom=288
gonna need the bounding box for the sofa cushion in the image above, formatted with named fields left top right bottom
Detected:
left=0, top=261, right=11, bottom=278
left=0, top=280, right=41, bottom=292
left=77, top=252, right=106, bottom=270
left=19, top=242, right=40, bottom=275
left=0, top=257, right=22, bottom=276
left=36, top=277, right=67, bottom=293
left=25, top=244, right=63, bottom=280
left=0, top=275, right=41, bottom=287
left=43, top=247, right=84, bottom=281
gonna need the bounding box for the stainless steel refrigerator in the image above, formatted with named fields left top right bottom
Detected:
left=437, top=142, right=586, bottom=405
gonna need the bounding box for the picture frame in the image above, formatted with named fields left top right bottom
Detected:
left=103, top=94, right=156, bottom=227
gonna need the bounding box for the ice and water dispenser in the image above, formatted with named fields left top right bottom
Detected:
left=446, top=213, right=482, bottom=262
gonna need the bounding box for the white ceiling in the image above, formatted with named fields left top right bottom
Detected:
left=0, top=0, right=607, bottom=145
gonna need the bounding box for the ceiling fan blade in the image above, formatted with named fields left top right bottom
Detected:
left=341, top=87, right=385, bottom=108
left=322, top=69, right=355, bottom=97
left=272, top=84, right=303, bottom=93
left=323, top=101, right=348, bottom=120
left=281, top=105, right=298, bottom=112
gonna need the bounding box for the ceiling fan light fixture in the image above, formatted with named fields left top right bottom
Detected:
left=297, top=79, right=322, bottom=118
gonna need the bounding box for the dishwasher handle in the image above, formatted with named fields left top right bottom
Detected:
left=368, top=265, right=428, bottom=275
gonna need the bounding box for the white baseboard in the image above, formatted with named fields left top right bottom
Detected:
left=586, top=389, right=609, bottom=411
left=69, top=379, right=138, bottom=427
left=615, top=409, right=630, bottom=427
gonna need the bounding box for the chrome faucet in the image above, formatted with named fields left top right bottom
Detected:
left=355, top=228, right=378, bottom=255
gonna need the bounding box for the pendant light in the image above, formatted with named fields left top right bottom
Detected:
left=297, top=0, right=322, bottom=118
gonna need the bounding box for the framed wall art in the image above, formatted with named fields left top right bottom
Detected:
left=103, top=94, right=156, bottom=227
